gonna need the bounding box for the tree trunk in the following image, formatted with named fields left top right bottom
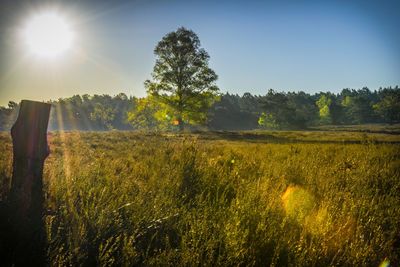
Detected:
left=9, top=100, right=51, bottom=266
left=178, top=116, right=184, bottom=132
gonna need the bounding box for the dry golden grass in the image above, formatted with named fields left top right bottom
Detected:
left=0, top=130, right=399, bottom=266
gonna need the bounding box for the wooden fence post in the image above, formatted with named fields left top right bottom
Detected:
left=9, top=100, right=51, bottom=266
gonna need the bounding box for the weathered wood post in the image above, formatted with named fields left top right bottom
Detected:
left=9, top=100, right=51, bottom=266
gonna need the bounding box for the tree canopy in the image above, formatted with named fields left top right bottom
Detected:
left=143, top=27, right=219, bottom=131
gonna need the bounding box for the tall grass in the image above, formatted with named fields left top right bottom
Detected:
left=0, top=131, right=399, bottom=266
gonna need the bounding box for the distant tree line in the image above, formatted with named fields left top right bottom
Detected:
left=0, top=86, right=399, bottom=131
left=0, top=93, right=133, bottom=131
left=210, top=86, right=400, bottom=130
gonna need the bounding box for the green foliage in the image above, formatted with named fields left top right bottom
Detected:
left=259, top=90, right=318, bottom=129
left=373, top=87, right=400, bottom=123
left=316, top=94, right=333, bottom=124
left=208, top=93, right=261, bottom=130
left=1, top=131, right=399, bottom=266
left=145, top=27, right=220, bottom=130
left=319, top=105, right=331, bottom=122
left=316, top=93, right=343, bottom=125
left=90, top=103, right=116, bottom=130
left=287, top=91, right=319, bottom=127
left=127, top=97, right=170, bottom=131
left=258, top=112, right=278, bottom=129
left=260, top=89, right=293, bottom=128
left=48, top=94, right=134, bottom=131
left=0, top=102, right=19, bottom=131
left=340, top=88, right=377, bottom=124
left=0, top=86, right=399, bottom=131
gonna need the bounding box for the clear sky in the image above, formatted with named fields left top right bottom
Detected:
left=0, top=0, right=399, bottom=106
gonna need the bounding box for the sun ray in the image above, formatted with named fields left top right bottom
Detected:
left=55, top=102, right=71, bottom=181
left=77, top=106, right=94, bottom=131
left=65, top=102, right=78, bottom=131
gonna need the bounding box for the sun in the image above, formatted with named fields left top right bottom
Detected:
left=23, top=11, right=74, bottom=58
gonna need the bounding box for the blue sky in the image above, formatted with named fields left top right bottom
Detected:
left=0, top=0, right=399, bottom=105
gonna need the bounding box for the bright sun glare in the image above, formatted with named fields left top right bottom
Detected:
left=23, top=11, right=74, bottom=58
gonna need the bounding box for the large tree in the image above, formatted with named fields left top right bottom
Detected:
left=144, top=27, right=219, bottom=131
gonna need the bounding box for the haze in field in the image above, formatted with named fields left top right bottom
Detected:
left=0, top=0, right=399, bottom=106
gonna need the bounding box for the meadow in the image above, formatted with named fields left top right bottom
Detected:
left=0, top=130, right=399, bottom=266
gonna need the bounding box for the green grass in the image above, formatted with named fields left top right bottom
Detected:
left=1, top=130, right=399, bottom=266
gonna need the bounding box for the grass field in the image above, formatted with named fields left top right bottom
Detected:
left=1, top=130, right=399, bottom=266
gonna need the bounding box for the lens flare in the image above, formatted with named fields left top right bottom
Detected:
left=282, top=185, right=315, bottom=222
